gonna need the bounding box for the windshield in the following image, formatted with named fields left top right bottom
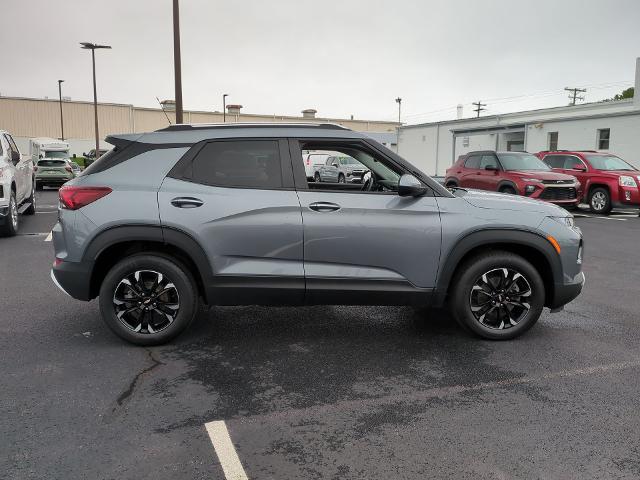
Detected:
left=43, top=150, right=69, bottom=159
left=585, top=154, right=636, bottom=171
left=498, top=153, right=551, bottom=171
left=38, top=160, right=67, bottom=167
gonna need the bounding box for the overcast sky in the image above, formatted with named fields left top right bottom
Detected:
left=3, top=0, right=639, bottom=124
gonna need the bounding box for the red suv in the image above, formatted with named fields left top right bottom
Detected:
left=536, top=150, right=640, bottom=214
left=445, top=151, right=581, bottom=207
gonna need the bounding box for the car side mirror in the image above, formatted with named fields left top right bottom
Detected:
left=332, top=163, right=338, bottom=168
left=11, top=151, right=20, bottom=165
left=572, top=165, right=587, bottom=172
left=485, top=165, right=498, bottom=171
left=398, top=174, right=428, bottom=197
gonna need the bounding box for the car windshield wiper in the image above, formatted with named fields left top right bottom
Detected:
left=448, top=186, right=468, bottom=192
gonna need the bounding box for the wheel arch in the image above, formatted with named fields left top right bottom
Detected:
left=436, top=229, right=562, bottom=307
left=84, top=225, right=213, bottom=303
left=497, top=180, right=518, bottom=193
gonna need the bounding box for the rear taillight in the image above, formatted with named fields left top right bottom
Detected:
left=65, top=166, right=72, bottom=173
left=306, top=158, right=310, bottom=165
left=59, top=186, right=112, bottom=210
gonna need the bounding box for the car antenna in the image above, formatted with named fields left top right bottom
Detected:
left=156, top=97, right=173, bottom=125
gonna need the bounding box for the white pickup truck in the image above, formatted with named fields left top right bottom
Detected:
left=0, top=130, right=36, bottom=236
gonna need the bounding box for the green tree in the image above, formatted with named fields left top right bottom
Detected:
left=613, top=87, right=634, bottom=100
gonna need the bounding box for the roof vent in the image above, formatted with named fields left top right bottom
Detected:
left=302, top=108, right=317, bottom=119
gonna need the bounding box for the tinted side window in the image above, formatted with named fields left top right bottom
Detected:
left=543, top=155, right=564, bottom=168
left=565, top=156, right=584, bottom=169
left=479, top=155, right=498, bottom=169
left=191, top=140, right=282, bottom=189
left=464, top=155, right=481, bottom=169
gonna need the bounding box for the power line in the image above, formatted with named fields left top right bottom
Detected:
left=565, top=87, right=587, bottom=106
left=472, top=100, right=486, bottom=117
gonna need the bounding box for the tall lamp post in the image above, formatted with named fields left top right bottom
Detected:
left=173, top=0, right=184, bottom=123
left=80, top=42, right=111, bottom=157
left=57, top=80, right=65, bottom=140
left=223, top=94, right=228, bottom=122
left=395, top=97, right=402, bottom=148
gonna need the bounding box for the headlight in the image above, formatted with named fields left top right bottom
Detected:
left=522, top=178, right=542, bottom=182
left=619, top=175, right=638, bottom=187
left=549, top=216, right=575, bottom=228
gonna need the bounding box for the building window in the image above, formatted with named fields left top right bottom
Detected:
left=462, top=136, right=470, bottom=147
left=548, top=132, right=558, bottom=151
left=597, top=129, right=610, bottom=150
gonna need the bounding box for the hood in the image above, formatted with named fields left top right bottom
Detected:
left=455, top=188, right=568, bottom=215
left=508, top=170, right=576, bottom=181
left=594, top=169, right=640, bottom=178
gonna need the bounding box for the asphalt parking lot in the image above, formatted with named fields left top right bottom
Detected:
left=2, top=190, right=640, bottom=480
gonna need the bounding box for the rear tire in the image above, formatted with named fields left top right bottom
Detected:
left=589, top=187, right=611, bottom=214
left=0, top=192, right=18, bottom=237
left=500, top=186, right=517, bottom=195
left=36, top=182, right=43, bottom=191
left=449, top=251, right=545, bottom=340
left=98, top=254, right=199, bottom=346
left=314, top=172, right=321, bottom=183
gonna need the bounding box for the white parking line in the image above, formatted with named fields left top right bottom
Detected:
left=45, top=232, right=52, bottom=242
left=205, top=420, right=249, bottom=480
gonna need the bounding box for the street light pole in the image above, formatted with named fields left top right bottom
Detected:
left=173, top=0, right=184, bottom=124
left=80, top=42, right=111, bottom=158
left=223, top=94, right=228, bottom=123
left=395, top=97, right=402, bottom=148
left=57, top=80, right=65, bottom=140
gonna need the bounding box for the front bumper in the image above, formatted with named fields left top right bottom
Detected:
left=550, top=272, right=585, bottom=310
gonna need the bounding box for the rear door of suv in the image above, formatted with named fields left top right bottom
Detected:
left=158, top=138, right=305, bottom=305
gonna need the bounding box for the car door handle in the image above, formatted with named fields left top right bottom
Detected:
left=171, top=197, right=204, bottom=208
left=309, top=201, right=340, bottom=212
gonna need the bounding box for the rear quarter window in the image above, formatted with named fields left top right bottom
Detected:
left=190, top=140, right=283, bottom=189
left=464, top=155, right=481, bottom=169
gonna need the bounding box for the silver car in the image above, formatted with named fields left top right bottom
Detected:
left=316, top=155, right=367, bottom=183
left=51, top=123, right=584, bottom=345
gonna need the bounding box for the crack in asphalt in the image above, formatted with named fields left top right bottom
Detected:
left=116, top=349, right=165, bottom=406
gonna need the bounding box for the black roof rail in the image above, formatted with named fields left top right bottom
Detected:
left=155, top=122, right=351, bottom=132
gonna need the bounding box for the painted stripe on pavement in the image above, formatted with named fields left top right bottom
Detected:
left=205, top=420, right=249, bottom=480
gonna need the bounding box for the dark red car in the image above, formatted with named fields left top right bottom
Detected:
left=445, top=151, right=581, bottom=207
left=536, top=150, right=640, bottom=214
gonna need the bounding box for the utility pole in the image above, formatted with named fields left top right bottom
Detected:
left=565, top=87, right=586, bottom=106
left=57, top=80, right=65, bottom=140
left=173, top=0, right=184, bottom=123
left=395, top=97, right=402, bottom=148
left=472, top=100, right=486, bottom=118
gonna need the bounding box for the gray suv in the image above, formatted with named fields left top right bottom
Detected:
left=51, top=123, right=584, bottom=345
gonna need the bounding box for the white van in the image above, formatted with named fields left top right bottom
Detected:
left=29, top=138, right=70, bottom=162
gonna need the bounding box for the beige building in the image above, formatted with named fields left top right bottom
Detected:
left=0, top=96, right=399, bottom=155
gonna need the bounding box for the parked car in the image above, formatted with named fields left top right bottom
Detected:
left=0, top=130, right=35, bottom=236
left=51, top=123, right=584, bottom=345
left=83, top=148, right=108, bottom=167
left=536, top=150, right=640, bottom=214
left=445, top=151, right=582, bottom=207
left=68, top=160, right=82, bottom=176
left=315, top=155, right=367, bottom=183
left=35, top=159, right=74, bottom=189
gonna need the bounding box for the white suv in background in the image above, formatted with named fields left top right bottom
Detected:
left=0, top=130, right=36, bottom=236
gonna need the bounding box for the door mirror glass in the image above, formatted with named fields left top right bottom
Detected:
left=398, top=174, right=427, bottom=197
left=484, top=164, right=498, bottom=171
left=572, top=164, right=587, bottom=172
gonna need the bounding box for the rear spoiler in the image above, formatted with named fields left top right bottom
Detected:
left=104, top=133, right=144, bottom=149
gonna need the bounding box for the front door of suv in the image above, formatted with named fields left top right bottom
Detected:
left=291, top=139, right=442, bottom=305
left=159, top=138, right=304, bottom=305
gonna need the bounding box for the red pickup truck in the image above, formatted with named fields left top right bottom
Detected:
left=536, top=150, right=640, bottom=214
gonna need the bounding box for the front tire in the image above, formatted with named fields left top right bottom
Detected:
left=589, top=187, right=611, bottom=214
left=0, top=192, right=18, bottom=237
left=338, top=174, right=346, bottom=183
left=99, top=254, right=199, bottom=345
left=449, top=251, right=545, bottom=340
left=500, top=186, right=517, bottom=195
